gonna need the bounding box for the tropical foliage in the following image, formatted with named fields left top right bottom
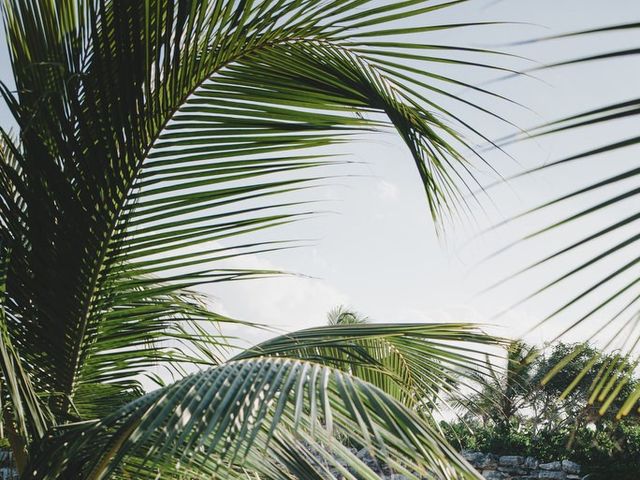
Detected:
left=492, top=23, right=640, bottom=419
left=450, top=341, right=539, bottom=434
left=0, top=0, right=518, bottom=478
left=444, top=342, right=640, bottom=480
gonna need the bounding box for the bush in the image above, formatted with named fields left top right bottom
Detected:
left=442, top=421, right=640, bottom=480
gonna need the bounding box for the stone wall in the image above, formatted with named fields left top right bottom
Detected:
left=0, top=447, right=583, bottom=479
left=321, top=447, right=584, bottom=479
left=462, top=451, right=582, bottom=480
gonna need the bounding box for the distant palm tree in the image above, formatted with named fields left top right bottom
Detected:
left=0, top=1, right=512, bottom=478
left=327, top=306, right=368, bottom=326
left=452, top=341, right=539, bottom=433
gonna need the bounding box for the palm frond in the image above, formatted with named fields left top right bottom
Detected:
left=492, top=23, right=640, bottom=417
left=0, top=239, right=52, bottom=469
left=234, top=322, right=502, bottom=410
left=24, top=358, right=481, bottom=480
left=0, top=0, right=515, bottom=428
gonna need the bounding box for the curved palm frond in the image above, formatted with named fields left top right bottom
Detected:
left=0, top=0, right=516, bottom=438
left=24, top=358, right=481, bottom=480
left=491, top=24, right=640, bottom=418
left=234, top=321, right=503, bottom=410
left=0, top=239, right=52, bottom=470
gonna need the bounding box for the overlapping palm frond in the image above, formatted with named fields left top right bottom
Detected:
left=0, top=0, right=519, bottom=476
left=491, top=24, right=640, bottom=418
left=1, top=0, right=510, bottom=422
left=24, top=358, right=482, bottom=480
left=236, top=318, right=501, bottom=411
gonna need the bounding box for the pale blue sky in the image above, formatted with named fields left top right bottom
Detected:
left=2, top=0, right=639, bottom=353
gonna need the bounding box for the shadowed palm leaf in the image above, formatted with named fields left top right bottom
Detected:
left=0, top=0, right=515, bottom=477
left=25, top=358, right=482, bottom=480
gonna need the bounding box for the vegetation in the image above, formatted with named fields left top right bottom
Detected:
left=0, top=0, right=637, bottom=478
left=445, top=342, right=640, bottom=479
left=0, top=1, right=517, bottom=478
left=492, top=23, right=640, bottom=416
left=451, top=341, right=540, bottom=435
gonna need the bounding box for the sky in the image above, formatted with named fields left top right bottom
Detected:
left=1, top=0, right=640, bottom=357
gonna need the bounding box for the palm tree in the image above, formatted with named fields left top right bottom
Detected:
left=451, top=341, right=539, bottom=434
left=0, top=1, right=514, bottom=478
left=327, top=306, right=368, bottom=326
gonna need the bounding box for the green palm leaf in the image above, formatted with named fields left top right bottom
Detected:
left=492, top=24, right=640, bottom=418
left=1, top=0, right=511, bottom=429
left=24, top=358, right=481, bottom=480
left=235, top=320, right=501, bottom=410
left=0, top=0, right=518, bottom=476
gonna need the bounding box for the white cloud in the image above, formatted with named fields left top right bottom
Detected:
left=195, top=249, right=349, bottom=348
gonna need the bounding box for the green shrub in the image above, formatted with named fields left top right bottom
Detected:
left=442, top=421, right=640, bottom=480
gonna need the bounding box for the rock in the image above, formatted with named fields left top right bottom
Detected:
left=479, top=453, right=499, bottom=469
left=355, top=447, right=369, bottom=460
left=538, top=471, right=567, bottom=480
left=539, top=461, right=563, bottom=471
left=561, top=460, right=580, bottom=474
left=454, top=452, right=580, bottom=480
left=499, top=455, right=524, bottom=466
left=482, top=470, right=509, bottom=480
left=463, top=451, right=486, bottom=466
left=498, top=465, right=528, bottom=475
left=353, top=448, right=391, bottom=476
